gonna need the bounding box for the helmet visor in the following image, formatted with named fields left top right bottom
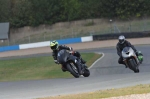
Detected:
left=119, top=39, right=125, bottom=44
left=51, top=45, right=57, bottom=50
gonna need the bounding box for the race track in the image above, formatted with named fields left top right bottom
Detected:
left=0, top=45, right=150, bottom=99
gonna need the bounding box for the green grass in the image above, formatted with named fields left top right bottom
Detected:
left=0, top=53, right=101, bottom=81
left=38, top=84, right=150, bottom=99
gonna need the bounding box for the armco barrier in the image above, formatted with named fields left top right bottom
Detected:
left=93, top=32, right=150, bottom=41
left=0, top=36, right=93, bottom=52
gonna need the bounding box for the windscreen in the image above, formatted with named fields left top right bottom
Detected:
left=122, top=47, right=130, bottom=53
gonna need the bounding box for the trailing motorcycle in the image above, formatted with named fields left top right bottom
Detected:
left=57, top=49, right=90, bottom=78
left=122, top=47, right=143, bottom=73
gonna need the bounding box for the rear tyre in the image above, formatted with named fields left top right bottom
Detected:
left=134, top=69, right=139, bottom=73
left=66, top=63, right=80, bottom=78
left=83, top=68, right=90, bottom=77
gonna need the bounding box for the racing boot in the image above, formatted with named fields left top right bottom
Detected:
left=125, top=64, right=128, bottom=68
left=84, top=64, right=88, bottom=69
left=80, top=58, right=86, bottom=64
left=80, top=69, right=84, bottom=75
left=123, top=63, right=128, bottom=68
left=61, top=65, right=67, bottom=72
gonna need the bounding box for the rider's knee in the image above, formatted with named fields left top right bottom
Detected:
left=118, top=58, right=123, bottom=64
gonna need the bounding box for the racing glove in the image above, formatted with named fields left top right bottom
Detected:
left=135, top=51, right=139, bottom=56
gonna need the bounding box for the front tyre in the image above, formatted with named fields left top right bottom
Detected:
left=134, top=68, right=139, bottom=73
left=129, top=58, right=139, bottom=73
left=66, top=63, right=80, bottom=78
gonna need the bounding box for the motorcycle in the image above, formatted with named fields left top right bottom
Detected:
left=122, top=47, right=143, bottom=73
left=57, top=49, right=90, bottom=78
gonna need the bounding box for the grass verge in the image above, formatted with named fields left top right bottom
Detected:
left=38, top=84, right=150, bottom=99
left=0, top=53, right=101, bottom=81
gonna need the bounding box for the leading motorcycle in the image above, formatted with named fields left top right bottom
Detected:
left=122, top=47, right=143, bottom=73
left=57, top=49, right=90, bottom=78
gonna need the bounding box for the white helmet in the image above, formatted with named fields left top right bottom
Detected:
left=118, top=35, right=125, bottom=44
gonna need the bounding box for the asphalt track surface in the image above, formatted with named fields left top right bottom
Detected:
left=0, top=45, right=150, bottom=99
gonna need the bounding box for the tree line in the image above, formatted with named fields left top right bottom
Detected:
left=0, top=0, right=150, bottom=28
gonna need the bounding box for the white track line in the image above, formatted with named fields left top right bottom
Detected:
left=88, top=52, right=105, bottom=69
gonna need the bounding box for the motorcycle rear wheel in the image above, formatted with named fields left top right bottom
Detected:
left=83, top=68, right=90, bottom=77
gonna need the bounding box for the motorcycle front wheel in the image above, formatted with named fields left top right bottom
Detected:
left=83, top=68, right=90, bottom=77
left=128, top=58, right=139, bottom=73
left=66, top=63, right=80, bottom=78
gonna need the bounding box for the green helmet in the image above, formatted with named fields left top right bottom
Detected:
left=50, top=40, right=59, bottom=50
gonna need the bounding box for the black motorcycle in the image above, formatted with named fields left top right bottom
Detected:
left=57, top=49, right=90, bottom=78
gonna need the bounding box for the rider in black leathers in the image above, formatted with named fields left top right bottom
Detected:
left=50, top=40, right=86, bottom=72
left=116, top=35, right=138, bottom=68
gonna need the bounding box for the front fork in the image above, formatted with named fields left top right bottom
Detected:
left=123, top=59, right=129, bottom=67
left=134, top=56, right=140, bottom=65
left=123, top=56, right=140, bottom=67
left=74, top=59, right=82, bottom=75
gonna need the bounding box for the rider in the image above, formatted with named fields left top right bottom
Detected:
left=116, top=35, right=139, bottom=68
left=50, top=40, right=86, bottom=72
